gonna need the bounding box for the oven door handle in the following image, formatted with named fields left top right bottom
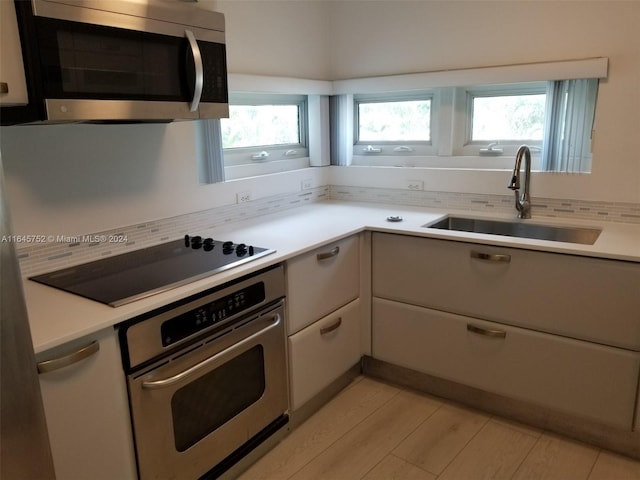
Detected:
left=142, top=313, right=281, bottom=390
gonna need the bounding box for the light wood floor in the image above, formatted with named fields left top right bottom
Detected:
left=238, top=376, right=640, bottom=480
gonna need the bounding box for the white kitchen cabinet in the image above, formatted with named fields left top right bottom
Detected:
left=37, top=327, right=137, bottom=480
left=286, top=234, right=359, bottom=334
left=286, top=234, right=362, bottom=411
left=372, top=233, right=640, bottom=351
left=371, top=232, right=640, bottom=429
left=288, top=298, right=362, bottom=410
left=373, top=297, right=640, bottom=429
left=0, top=0, right=28, bottom=106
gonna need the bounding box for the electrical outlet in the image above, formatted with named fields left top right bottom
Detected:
left=301, top=179, right=313, bottom=190
left=236, top=191, right=252, bottom=203
left=406, top=180, right=424, bottom=191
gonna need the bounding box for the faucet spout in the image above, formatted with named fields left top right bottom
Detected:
left=508, top=145, right=532, bottom=219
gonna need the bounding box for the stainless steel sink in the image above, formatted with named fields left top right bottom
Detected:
left=424, top=216, right=601, bottom=245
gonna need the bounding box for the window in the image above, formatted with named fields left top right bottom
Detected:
left=198, top=94, right=311, bottom=182
left=221, top=94, right=309, bottom=175
left=349, top=92, right=438, bottom=160
left=357, top=97, right=432, bottom=143
left=456, top=82, right=547, bottom=159
left=468, top=84, right=546, bottom=143
left=340, top=80, right=598, bottom=172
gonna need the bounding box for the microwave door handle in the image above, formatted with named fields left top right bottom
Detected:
left=185, top=30, right=203, bottom=112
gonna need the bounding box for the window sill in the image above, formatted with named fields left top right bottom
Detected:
left=225, top=157, right=311, bottom=181
left=350, top=154, right=543, bottom=170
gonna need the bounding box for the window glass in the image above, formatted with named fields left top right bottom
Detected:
left=357, top=99, right=431, bottom=142
left=471, top=93, right=546, bottom=142
left=221, top=104, right=301, bottom=149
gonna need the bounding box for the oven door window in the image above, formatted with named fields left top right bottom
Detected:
left=171, top=345, right=266, bottom=452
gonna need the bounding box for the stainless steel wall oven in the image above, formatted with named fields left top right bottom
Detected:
left=119, top=264, right=288, bottom=480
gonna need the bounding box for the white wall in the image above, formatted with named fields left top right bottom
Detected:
left=202, top=0, right=331, bottom=80
left=2, top=0, right=639, bottom=237
left=0, top=1, right=332, bottom=237
left=0, top=122, right=328, bottom=236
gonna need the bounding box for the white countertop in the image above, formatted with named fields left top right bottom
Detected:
left=24, top=200, right=640, bottom=353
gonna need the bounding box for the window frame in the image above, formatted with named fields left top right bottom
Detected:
left=221, top=93, right=310, bottom=171
left=456, top=82, right=547, bottom=158
left=352, top=91, right=439, bottom=159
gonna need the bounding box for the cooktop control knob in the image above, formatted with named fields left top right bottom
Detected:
left=222, top=241, right=234, bottom=254
left=184, top=235, right=190, bottom=247
left=236, top=243, right=247, bottom=256
left=203, top=238, right=214, bottom=251
left=190, top=236, right=203, bottom=249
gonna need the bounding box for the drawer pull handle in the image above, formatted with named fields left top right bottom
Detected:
left=0, top=82, right=8, bottom=94
left=320, top=317, right=342, bottom=335
left=317, top=246, right=340, bottom=261
left=467, top=324, right=507, bottom=339
left=470, top=250, right=511, bottom=263
left=37, top=340, right=100, bottom=374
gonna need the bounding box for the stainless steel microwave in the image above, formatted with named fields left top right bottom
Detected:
left=2, top=0, right=228, bottom=125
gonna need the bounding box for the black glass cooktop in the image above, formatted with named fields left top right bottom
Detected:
left=30, top=236, right=275, bottom=307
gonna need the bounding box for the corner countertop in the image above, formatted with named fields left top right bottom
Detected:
left=24, top=200, right=640, bottom=354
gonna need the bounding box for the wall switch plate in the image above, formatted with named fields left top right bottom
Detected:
left=301, top=179, right=313, bottom=190
left=236, top=191, right=252, bottom=203
left=406, top=180, right=424, bottom=191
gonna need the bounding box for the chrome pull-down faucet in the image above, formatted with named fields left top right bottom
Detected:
left=508, top=145, right=532, bottom=219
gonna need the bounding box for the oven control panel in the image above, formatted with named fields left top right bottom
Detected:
left=120, top=263, right=286, bottom=371
left=160, top=282, right=266, bottom=347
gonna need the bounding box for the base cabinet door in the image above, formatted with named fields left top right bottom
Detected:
left=37, top=328, right=137, bottom=480
left=372, top=297, right=640, bottom=430
left=289, top=299, right=361, bottom=410
left=287, top=235, right=359, bottom=334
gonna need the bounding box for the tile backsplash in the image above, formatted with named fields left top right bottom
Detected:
left=16, top=185, right=640, bottom=276
left=17, top=187, right=329, bottom=277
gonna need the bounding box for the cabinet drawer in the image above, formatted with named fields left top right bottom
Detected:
left=372, top=297, right=640, bottom=429
left=287, top=235, right=359, bottom=334
left=372, top=233, right=640, bottom=350
left=288, top=299, right=362, bottom=411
